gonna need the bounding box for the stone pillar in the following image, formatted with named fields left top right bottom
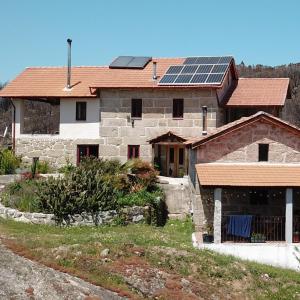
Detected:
left=285, top=188, right=293, bottom=244
left=13, top=99, right=24, bottom=137
left=213, top=188, right=222, bottom=243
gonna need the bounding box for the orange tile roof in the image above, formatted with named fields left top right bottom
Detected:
left=0, top=67, right=102, bottom=98
left=185, top=111, right=300, bottom=148
left=196, top=163, right=300, bottom=187
left=0, top=57, right=236, bottom=98
left=90, top=58, right=186, bottom=89
left=224, top=78, right=290, bottom=107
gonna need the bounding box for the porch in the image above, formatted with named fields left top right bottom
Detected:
left=195, top=163, right=300, bottom=244
left=148, top=131, right=189, bottom=178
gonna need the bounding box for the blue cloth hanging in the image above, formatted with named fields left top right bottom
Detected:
left=227, top=215, right=253, bottom=238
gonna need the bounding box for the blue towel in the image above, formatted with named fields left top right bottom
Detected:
left=227, top=215, right=253, bottom=238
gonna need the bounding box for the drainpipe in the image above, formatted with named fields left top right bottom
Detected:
left=202, top=106, right=207, bottom=135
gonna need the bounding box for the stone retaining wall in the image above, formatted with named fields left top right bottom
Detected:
left=0, top=203, right=146, bottom=226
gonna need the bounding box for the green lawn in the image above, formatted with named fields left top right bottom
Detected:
left=0, top=217, right=300, bottom=299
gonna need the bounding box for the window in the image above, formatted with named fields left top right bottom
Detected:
left=250, top=190, right=268, bottom=205
left=77, top=145, right=99, bottom=164
left=173, top=99, right=184, bottom=118
left=131, top=99, right=142, bottom=119
left=259, top=144, right=269, bottom=161
left=128, top=145, right=140, bottom=159
left=76, top=102, right=87, bottom=121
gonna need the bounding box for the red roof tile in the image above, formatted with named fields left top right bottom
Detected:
left=196, top=163, right=300, bottom=187
left=0, top=57, right=236, bottom=98
left=224, top=78, right=290, bottom=107
left=0, top=67, right=101, bottom=98
left=185, top=111, right=300, bottom=148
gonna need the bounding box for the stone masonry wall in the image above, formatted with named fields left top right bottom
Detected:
left=0, top=202, right=146, bottom=226
left=99, top=89, right=222, bottom=163
left=16, top=137, right=101, bottom=167
left=197, top=120, right=300, bottom=163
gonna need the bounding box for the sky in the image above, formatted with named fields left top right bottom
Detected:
left=0, top=0, right=300, bottom=82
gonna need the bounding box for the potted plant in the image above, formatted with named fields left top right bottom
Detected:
left=293, top=231, right=300, bottom=243
left=203, top=224, right=214, bottom=243
left=251, top=233, right=266, bottom=243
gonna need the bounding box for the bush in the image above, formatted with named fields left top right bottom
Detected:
left=2, top=179, right=41, bottom=212
left=124, top=159, right=159, bottom=193
left=37, top=160, right=52, bottom=174
left=38, top=158, right=121, bottom=224
left=117, top=187, right=167, bottom=226
left=2, top=157, right=166, bottom=227
left=0, top=149, right=21, bottom=174
left=58, top=158, right=76, bottom=175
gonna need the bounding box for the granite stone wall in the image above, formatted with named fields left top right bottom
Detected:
left=15, top=137, right=102, bottom=167
left=99, top=89, right=222, bottom=163
left=0, top=202, right=146, bottom=226
left=197, top=120, right=300, bottom=163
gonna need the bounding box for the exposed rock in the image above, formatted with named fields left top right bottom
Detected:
left=100, top=248, right=110, bottom=257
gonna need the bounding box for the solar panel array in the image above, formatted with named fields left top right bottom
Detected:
left=159, top=56, right=233, bottom=86
left=109, top=56, right=152, bottom=69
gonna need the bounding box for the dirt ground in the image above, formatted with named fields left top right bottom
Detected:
left=0, top=241, right=126, bottom=300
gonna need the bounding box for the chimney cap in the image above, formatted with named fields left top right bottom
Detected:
left=67, top=38, right=72, bottom=43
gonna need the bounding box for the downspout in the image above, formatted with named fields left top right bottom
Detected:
left=9, top=98, right=16, bottom=153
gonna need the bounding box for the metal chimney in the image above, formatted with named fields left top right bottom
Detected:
left=202, top=106, right=207, bottom=135
left=152, top=61, right=157, bottom=80
left=66, top=38, right=72, bottom=89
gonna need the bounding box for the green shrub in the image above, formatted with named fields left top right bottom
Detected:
left=37, top=161, right=51, bottom=174
left=58, top=158, right=76, bottom=175
left=0, top=149, right=21, bottom=174
left=2, top=179, right=41, bottom=212
left=117, top=188, right=167, bottom=226
left=38, top=158, right=120, bottom=224
left=124, top=159, right=159, bottom=193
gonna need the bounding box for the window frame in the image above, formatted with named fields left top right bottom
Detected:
left=172, top=98, right=184, bottom=119
left=258, top=143, right=269, bottom=162
left=77, top=144, right=99, bottom=164
left=131, top=99, right=142, bottom=119
left=76, top=101, right=87, bottom=121
left=128, top=145, right=140, bottom=159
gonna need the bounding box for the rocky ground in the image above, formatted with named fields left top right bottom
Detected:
left=0, top=241, right=126, bottom=300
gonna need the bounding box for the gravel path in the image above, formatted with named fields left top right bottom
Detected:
left=0, top=242, right=126, bottom=300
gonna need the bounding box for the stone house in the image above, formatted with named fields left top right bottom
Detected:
left=0, top=55, right=290, bottom=179
left=186, top=112, right=300, bottom=245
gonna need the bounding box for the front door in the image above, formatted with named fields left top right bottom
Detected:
left=167, top=145, right=185, bottom=177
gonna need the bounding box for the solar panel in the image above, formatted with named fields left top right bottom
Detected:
left=166, top=65, right=184, bottom=74
left=190, top=74, right=209, bottom=84
left=181, top=65, right=198, bottom=74
left=218, top=56, right=232, bottom=64
left=196, top=64, right=213, bottom=73
left=109, top=56, right=152, bottom=69
left=175, top=74, right=193, bottom=84
left=211, top=64, right=228, bottom=73
left=206, top=73, right=225, bottom=83
left=159, top=74, right=177, bottom=84
left=158, top=56, right=232, bottom=86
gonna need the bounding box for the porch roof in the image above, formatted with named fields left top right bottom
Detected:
left=196, top=163, right=300, bottom=187
left=148, top=131, right=189, bottom=144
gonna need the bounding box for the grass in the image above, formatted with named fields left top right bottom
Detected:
left=0, top=217, right=300, bottom=299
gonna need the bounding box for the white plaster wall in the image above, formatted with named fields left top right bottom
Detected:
left=192, top=233, right=300, bottom=271
left=59, top=98, right=100, bottom=139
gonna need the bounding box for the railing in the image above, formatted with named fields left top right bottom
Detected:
left=222, top=215, right=286, bottom=243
